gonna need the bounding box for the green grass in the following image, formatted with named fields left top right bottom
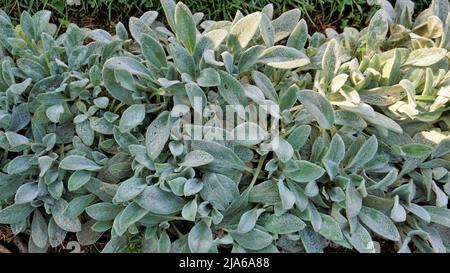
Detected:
left=2, top=0, right=433, bottom=32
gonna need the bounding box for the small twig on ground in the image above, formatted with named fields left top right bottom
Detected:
left=13, top=237, right=28, bottom=253
left=0, top=243, right=11, bottom=253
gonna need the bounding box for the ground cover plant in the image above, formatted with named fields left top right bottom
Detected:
left=0, top=0, right=449, bottom=253
left=2, top=0, right=432, bottom=32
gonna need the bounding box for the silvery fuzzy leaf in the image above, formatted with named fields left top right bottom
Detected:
left=161, top=0, right=177, bottom=31
left=390, top=195, right=407, bottom=222
left=367, top=168, right=398, bottom=190
left=344, top=223, right=375, bottom=253
left=170, top=43, right=196, bottom=76
left=184, top=178, right=204, bottom=196
left=115, top=22, right=128, bottom=40
left=113, top=177, right=146, bottom=203
left=15, top=182, right=39, bottom=204
left=129, top=17, right=156, bottom=45
left=180, top=150, right=214, bottom=167
left=135, top=185, right=185, bottom=214
left=346, top=135, right=378, bottom=170
left=116, top=202, right=148, bottom=236
left=346, top=185, right=362, bottom=218
left=101, top=236, right=127, bottom=253
left=68, top=170, right=92, bottom=192
left=181, top=199, right=197, bottom=221
left=358, top=206, right=400, bottom=241
left=88, top=29, right=112, bottom=43
left=323, top=133, right=345, bottom=164
left=229, top=12, right=262, bottom=49
left=145, top=111, right=172, bottom=160
left=193, top=29, right=228, bottom=62
left=9, top=103, right=31, bottom=132
left=197, top=68, right=220, bottom=87
left=141, top=33, right=167, bottom=68
left=174, top=2, right=197, bottom=53
left=318, top=214, right=343, bottom=241
left=59, top=155, right=102, bottom=171
left=424, top=206, right=450, bottom=228
left=76, top=220, right=103, bottom=246
left=404, top=203, right=431, bottom=223
left=31, top=210, right=48, bottom=248
left=280, top=84, right=298, bottom=112
left=230, top=228, right=273, bottom=250
left=103, top=56, right=153, bottom=104
left=401, top=143, right=433, bottom=158
left=297, top=90, right=335, bottom=129
left=271, top=9, right=301, bottom=43
left=232, top=122, right=268, bottom=146
left=404, top=48, right=447, bottom=67
left=168, top=177, right=187, bottom=196
left=46, top=104, right=65, bottom=123
left=257, top=3, right=272, bottom=18
left=321, top=39, right=339, bottom=82
left=217, top=70, right=248, bottom=106
left=299, top=226, right=324, bottom=253
left=432, top=137, right=450, bottom=158
left=185, top=82, right=207, bottom=112
left=362, top=111, right=402, bottom=134
left=366, top=10, right=389, bottom=53
left=6, top=155, right=32, bottom=175
left=200, top=173, right=239, bottom=211
left=51, top=199, right=82, bottom=233
left=259, top=13, right=274, bottom=47
left=251, top=70, right=278, bottom=101
left=287, top=125, right=311, bottom=150
left=188, top=221, right=213, bottom=253
left=191, top=140, right=251, bottom=172
left=63, top=194, right=96, bottom=218
left=6, top=78, right=31, bottom=95
left=119, top=104, right=145, bottom=133
left=287, top=19, right=308, bottom=50
left=158, top=230, right=172, bottom=253
left=359, top=84, right=407, bottom=106
left=305, top=181, right=319, bottom=197
left=330, top=74, right=349, bottom=93
left=85, top=202, right=123, bottom=221
left=238, top=45, right=265, bottom=73
left=170, top=235, right=191, bottom=253
left=284, top=160, right=325, bottom=183
left=249, top=180, right=281, bottom=205
left=432, top=181, right=448, bottom=207
left=260, top=213, right=306, bottom=234
left=48, top=180, right=64, bottom=199
left=0, top=203, right=34, bottom=224
left=68, top=45, right=89, bottom=70
left=5, top=131, right=29, bottom=150
left=272, top=137, right=294, bottom=163
left=277, top=179, right=296, bottom=210
left=258, top=46, right=310, bottom=69
left=237, top=209, right=259, bottom=234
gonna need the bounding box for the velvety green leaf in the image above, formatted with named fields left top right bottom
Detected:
left=260, top=213, right=306, bottom=234
left=297, top=90, right=335, bottom=129
left=59, top=155, right=102, bottom=171
left=145, top=111, right=171, bottom=160
left=358, top=206, right=400, bottom=241
left=135, top=185, right=185, bottom=214
left=229, top=12, right=262, bottom=48
left=119, top=104, right=145, bottom=132
left=188, top=221, right=213, bottom=253
left=258, top=46, right=310, bottom=69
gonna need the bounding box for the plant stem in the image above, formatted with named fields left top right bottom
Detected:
left=250, top=154, right=267, bottom=188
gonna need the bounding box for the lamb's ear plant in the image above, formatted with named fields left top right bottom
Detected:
left=0, top=0, right=450, bottom=253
